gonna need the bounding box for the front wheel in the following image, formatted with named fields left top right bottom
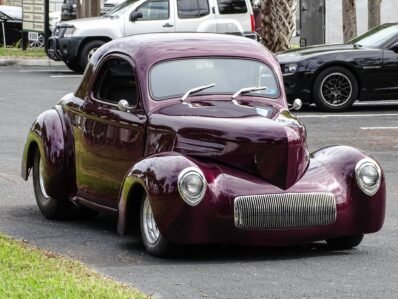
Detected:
left=313, top=66, right=358, bottom=112
left=32, top=149, right=75, bottom=219
left=326, top=234, right=364, bottom=250
left=65, top=60, right=83, bottom=73
left=79, top=40, right=106, bottom=71
left=140, top=194, right=181, bottom=257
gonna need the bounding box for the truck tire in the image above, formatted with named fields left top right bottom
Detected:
left=79, top=40, right=106, bottom=71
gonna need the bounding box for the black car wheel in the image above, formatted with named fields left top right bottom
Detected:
left=65, top=60, right=83, bottom=73
left=326, top=234, right=364, bottom=250
left=33, top=149, right=75, bottom=219
left=140, top=193, right=181, bottom=257
left=313, top=66, right=358, bottom=112
left=79, top=40, right=105, bottom=71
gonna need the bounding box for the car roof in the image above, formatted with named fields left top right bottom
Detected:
left=93, top=33, right=275, bottom=68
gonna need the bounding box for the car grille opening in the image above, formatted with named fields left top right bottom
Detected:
left=234, top=192, right=336, bottom=229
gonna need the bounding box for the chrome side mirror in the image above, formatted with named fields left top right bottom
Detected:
left=118, top=99, right=130, bottom=112
left=289, top=98, right=302, bottom=111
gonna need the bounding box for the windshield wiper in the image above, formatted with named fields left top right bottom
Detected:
left=232, top=86, right=267, bottom=99
left=181, top=83, right=215, bottom=102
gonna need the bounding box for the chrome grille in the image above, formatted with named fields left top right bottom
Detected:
left=234, top=192, right=336, bottom=229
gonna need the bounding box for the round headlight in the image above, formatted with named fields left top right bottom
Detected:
left=355, top=158, right=381, bottom=196
left=178, top=167, right=207, bottom=206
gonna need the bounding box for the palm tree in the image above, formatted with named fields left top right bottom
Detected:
left=259, top=0, right=297, bottom=52
left=342, top=0, right=357, bottom=42
left=368, top=0, right=381, bottom=29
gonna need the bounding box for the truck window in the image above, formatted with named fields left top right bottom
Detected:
left=177, top=0, right=209, bottom=19
left=217, top=0, right=247, bottom=14
left=136, top=0, right=169, bottom=20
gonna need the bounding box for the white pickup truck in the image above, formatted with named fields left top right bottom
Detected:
left=47, top=0, right=257, bottom=72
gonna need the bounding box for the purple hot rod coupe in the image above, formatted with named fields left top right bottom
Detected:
left=21, top=33, right=386, bottom=257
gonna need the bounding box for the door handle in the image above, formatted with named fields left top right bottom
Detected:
left=163, top=23, right=174, bottom=28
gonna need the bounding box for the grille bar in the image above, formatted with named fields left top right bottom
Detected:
left=234, top=192, right=336, bottom=229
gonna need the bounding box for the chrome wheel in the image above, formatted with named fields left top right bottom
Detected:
left=142, top=196, right=160, bottom=245
left=320, top=72, right=353, bottom=107
left=38, top=157, right=50, bottom=200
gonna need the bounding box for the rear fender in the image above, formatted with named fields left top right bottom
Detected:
left=21, top=107, right=68, bottom=199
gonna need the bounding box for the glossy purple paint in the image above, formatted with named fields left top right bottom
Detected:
left=21, top=33, right=385, bottom=247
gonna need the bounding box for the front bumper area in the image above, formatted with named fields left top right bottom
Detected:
left=282, top=71, right=314, bottom=104
left=150, top=150, right=385, bottom=246
left=46, top=35, right=84, bottom=63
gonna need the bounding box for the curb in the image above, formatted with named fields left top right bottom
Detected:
left=0, top=58, right=64, bottom=67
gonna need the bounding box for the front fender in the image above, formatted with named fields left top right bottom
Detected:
left=117, top=152, right=224, bottom=238
left=312, top=145, right=386, bottom=233
left=21, top=107, right=67, bottom=199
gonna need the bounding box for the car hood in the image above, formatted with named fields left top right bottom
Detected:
left=277, top=44, right=362, bottom=63
left=59, top=16, right=117, bottom=28
left=148, top=99, right=309, bottom=190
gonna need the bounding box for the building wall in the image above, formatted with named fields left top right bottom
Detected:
left=325, top=0, right=398, bottom=44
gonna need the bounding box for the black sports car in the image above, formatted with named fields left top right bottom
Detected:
left=277, top=23, right=398, bottom=112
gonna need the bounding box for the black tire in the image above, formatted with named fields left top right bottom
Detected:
left=32, top=149, right=75, bottom=219
left=140, top=193, right=181, bottom=257
left=313, top=66, right=358, bottom=112
left=65, top=60, right=83, bottom=73
left=326, top=234, right=364, bottom=250
left=79, top=40, right=106, bottom=71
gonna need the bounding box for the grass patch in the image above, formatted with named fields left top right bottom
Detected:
left=0, top=234, right=148, bottom=298
left=0, top=47, right=47, bottom=58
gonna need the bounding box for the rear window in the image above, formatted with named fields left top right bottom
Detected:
left=217, top=0, right=247, bottom=14
left=177, top=0, right=210, bottom=18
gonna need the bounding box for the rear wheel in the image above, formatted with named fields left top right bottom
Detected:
left=32, top=149, right=75, bottom=219
left=326, top=234, right=364, bottom=250
left=313, top=66, right=358, bottom=112
left=140, top=193, right=181, bottom=257
left=79, top=40, right=106, bottom=71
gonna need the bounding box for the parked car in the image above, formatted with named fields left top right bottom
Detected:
left=22, top=33, right=385, bottom=257
left=277, top=23, right=398, bottom=112
left=47, top=0, right=257, bottom=72
left=0, top=5, right=22, bottom=46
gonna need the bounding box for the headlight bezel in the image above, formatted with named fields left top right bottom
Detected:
left=355, top=158, right=382, bottom=196
left=177, top=167, right=207, bottom=206
left=283, top=63, right=298, bottom=74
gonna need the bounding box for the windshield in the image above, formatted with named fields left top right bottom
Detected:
left=150, top=58, right=280, bottom=100
left=349, top=24, right=398, bottom=48
left=106, top=0, right=138, bottom=16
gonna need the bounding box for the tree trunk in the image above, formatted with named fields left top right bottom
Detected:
left=259, top=0, right=297, bottom=52
left=77, top=0, right=101, bottom=19
left=368, top=0, right=381, bottom=29
left=0, top=0, right=6, bottom=5
left=342, top=0, right=357, bottom=42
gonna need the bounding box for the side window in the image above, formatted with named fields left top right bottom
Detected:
left=136, top=0, right=169, bottom=20
left=177, top=0, right=209, bottom=19
left=94, top=58, right=138, bottom=107
left=217, top=0, right=247, bottom=14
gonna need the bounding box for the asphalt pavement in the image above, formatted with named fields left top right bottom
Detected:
left=1, top=65, right=398, bottom=298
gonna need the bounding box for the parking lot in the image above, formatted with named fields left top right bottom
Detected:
left=1, top=65, right=398, bottom=298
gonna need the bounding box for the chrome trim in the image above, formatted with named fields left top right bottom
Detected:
left=177, top=167, right=207, bottom=206
left=234, top=192, right=336, bottom=229
left=355, top=158, right=381, bottom=196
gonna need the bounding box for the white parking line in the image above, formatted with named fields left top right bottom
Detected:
left=361, top=127, right=398, bottom=130
left=299, top=113, right=398, bottom=118
left=50, top=75, right=82, bottom=78
left=18, top=70, right=71, bottom=73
